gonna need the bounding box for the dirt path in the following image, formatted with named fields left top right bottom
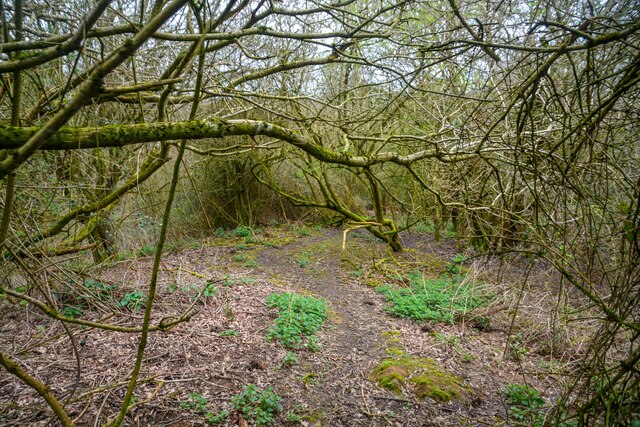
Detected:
left=256, top=229, right=398, bottom=425
left=252, top=228, right=479, bottom=426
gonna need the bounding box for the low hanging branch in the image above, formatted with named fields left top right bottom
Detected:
left=0, top=118, right=474, bottom=173
left=0, top=352, right=74, bottom=427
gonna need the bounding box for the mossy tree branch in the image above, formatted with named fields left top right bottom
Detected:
left=0, top=0, right=112, bottom=74
left=0, top=286, right=196, bottom=332
left=0, top=118, right=474, bottom=167
left=252, top=161, right=404, bottom=251
left=0, top=351, right=74, bottom=427
left=0, top=0, right=190, bottom=180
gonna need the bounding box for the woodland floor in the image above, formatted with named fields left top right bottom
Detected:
left=0, top=225, right=579, bottom=426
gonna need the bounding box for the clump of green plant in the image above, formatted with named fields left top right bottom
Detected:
left=82, top=278, right=116, bottom=301
left=57, top=278, right=118, bottom=310
left=306, top=335, right=322, bottom=352
left=135, top=244, right=156, bottom=257
left=119, top=291, right=146, bottom=313
left=180, top=392, right=229, bottom=425
left=292, top=225, right=311, bottom=236
left=232, top=253, right=258, bottom=267
left=231, top=384, right=283, bottom=426
left=233, top=226, right=252, bottom=237
left=61, top=305, right=82, bottom=318
left=296, top=251, right=312, bottom=268
left=181, top=391, right=208, bottom=413
left=506, top=333, right=528, bottom=361
left=446, top=254, right=469, bottom=275
left=244, top=258, right=259, bottom=267
left=414, top=221, right=435, bottom=233
left=203, top=283, right=218, bottom=297
left=376, top=271, right=486, bottom=324
left=205, top=411, right=229, bottom=425
left=265, top=292, right=327, bottom=350
left=302, top=373, right=318, bottom=386
left=350, top=267, right=363, bottom=278
left=283, top=351, right=298, bottom=367
left=232, top=253, right=248, bottom=263
left=219, top=329, right=239, bottom=337
left=503, top=383, right=546, bottom=426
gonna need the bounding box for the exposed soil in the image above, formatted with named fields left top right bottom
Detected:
left=0, top=226, right=572, bottom=426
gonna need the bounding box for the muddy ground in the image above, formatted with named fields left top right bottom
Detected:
left=0, top=225, right=576, bottom=426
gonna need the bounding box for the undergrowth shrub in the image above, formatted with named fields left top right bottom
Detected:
left=231, top=384, right=283, bottom=426
left=265, top=292, right=327, bottom=350
left=376, top=271, right=487, bottom=324
left=503, top=383, right=577, bottom=427
left=180, top=391, right=229, bottom=425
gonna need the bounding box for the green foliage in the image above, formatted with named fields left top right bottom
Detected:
left=136, top=244, right=156, bottom=257
left=414, top=221, right=435, bottom=233
left=461, top=353, right=476, bottom=363
left=51, top=278, right=121, bottom=318
left=350, top=267, right=363, bottom=277
left=219, top=329, right=239, bottom=337
left=293, top=225, right=311, bottom=236
left=244, top=259, right=259, bottom=267
left=434, top=332, right=459, bottom=346
left=306, top=336, right=322, bottom=352
left=446, top=254, right=468, bottom=275
left=265, top=292, right=327, bottom=350
left=232, top=253, right=248, bottom=262
left=82, top=278, right=116, bottom=301
left=180, top=392, right=229, bottom=425
left=506, top=334, right=528, bottom=361
left=283, top=351, right=298, bottom=367
left=376, top=272, right=486, bottom=324
left=61, top=305, right=82, bottom=318
left=302, top=373, right=318, bottom=385
left=119, top=291, right=146, bottom=313
left=503, top=383, right=546, bottom=426
left=203, top=283, right=218, bottom=297
left=181, top=392, right=208, bottom=413
left=232, top=253, right=258, bottom=267
left=205, top=410, right=229, bottom=425
left=233, top=226, right=252, bottom=237
left=296, top=251, right=312, bottom=267
left=223, top=274, right=256, bottom=287
left=286, top=412, right=302, bottom=422
left=231, top=384, right=283, bottom=426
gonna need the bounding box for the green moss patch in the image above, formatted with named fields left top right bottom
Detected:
left=411, top=370, right=468, bottom=402
left=380, top=330, right=404, bottom=356
left=370, top=363, right=409, bottom=395
left=370, top=354, right=470, bottom=402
